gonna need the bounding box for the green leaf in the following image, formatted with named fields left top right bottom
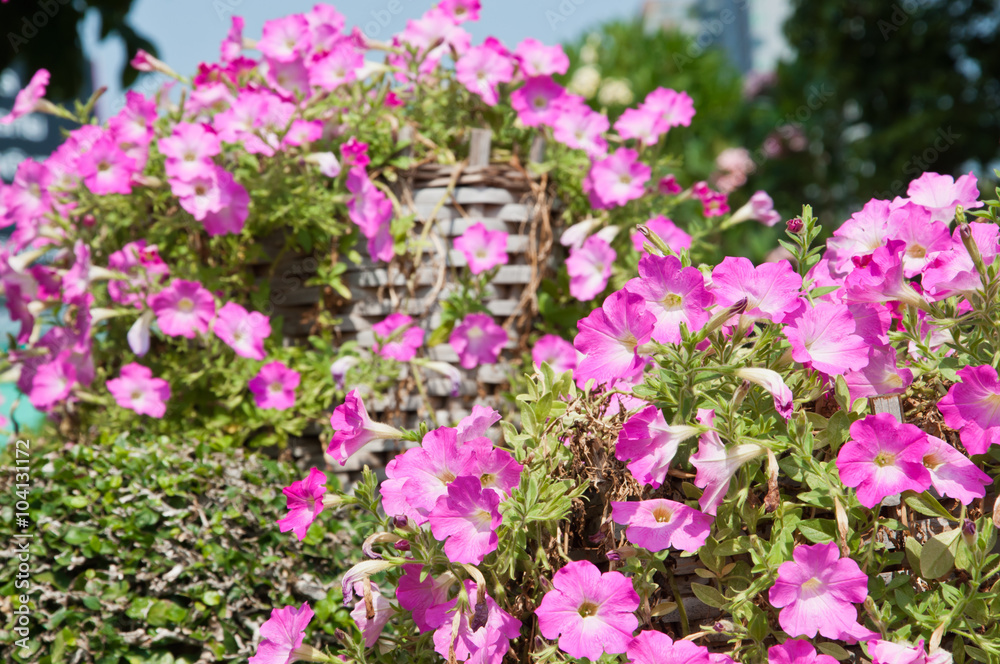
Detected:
left=714, top=536, right=752, bottom=557
left=147, top=599, right=188, bottom=627
left=202, top=590, right=222, bottom=606
left=817, top=643, right=852, bottom=661
left=690, top=582, right=728, bottom=609
left=904, top=536, right=922, bottom=571
left=63, top=526, right=97, bottom=545
left=921, top=528, right=962, bottom=579
left=833, top=375, right=851, bottom=412
left=903, top=491, right=958, bottom=521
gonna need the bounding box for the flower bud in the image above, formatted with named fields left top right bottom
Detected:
left=963, top=518, right=977, bottom=547
left=394, top=539, right=410, bottom=551
left=786, top=217, right=803, bottom=234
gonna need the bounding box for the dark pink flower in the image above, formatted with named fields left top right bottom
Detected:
left=510, top=76, right=567, bottom=127
left=29, top=351, right=77, bottom=410
left=213, top=302, right=270, bottom=360
left=843, top=345, right=913, bottom=405
left=149, top=279, right=216, bottom=338
left=453, top=222, right=508, bottom=274
left=429, top=476, right=502, bottom=565
left=159, top=122, right=221, bottom=182
left=769, top=542, right=870, bottom=639
left=536, top=560, right=639, bottom=661
left=711, top=257, right=802, bottom=323
left=615, top=405, right=700, bottom=488
left=0, top=69, right=50, bottom=125
left=248, top=603, right=314, bottom=664
left=107, top=363, right=171, bottom=418
left=450, top=313, right=507, bottom=369
left=585, top=148, right=650, bottom=209
left=768, top=639, right=838, bottom=664
left=844, top=240, right=928, bottom=310
left=328, top=390, right=402, bottom=465
left=626, top=254, right=713, bottom=344
left=611, top=499, right=712, bottom=552
left=309, top=40, right=364, bottom=91
left=573, top=289, right=655, bottom=385
left=396, top=564, right=456, bottom=633
left=80, top=136, right=138, bottom=196
left=380, top=427, right=474, bottom=524
left=938, top=364, right=1000, bottom=455
left=108, top=240, right=169, bottom=308
left=922, top=222, right=999, bottom=299
left=626, top=630, right=711, bottom=664
left=248, top=361, right=300, bottom=410
left=258, top=14, right=311, bottom=62
left=837, top=413, right=932, bottom=508
left=426, top=580, right=522, bottom=664
left=372, top=313, right=424, bottom=362
left=456, top=404, right=502, bottom=442
left=439, top=0, right=481, bottom=23
left=922, top=435, right=992, bottom=505
left=566, top=235, right=615, bottom=301
left=532, top=334, right=577, bottom=375
left=277, top=467, right=327, bottom=541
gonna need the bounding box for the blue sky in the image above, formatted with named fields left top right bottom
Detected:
left=83, top=0, right=646, bottom=118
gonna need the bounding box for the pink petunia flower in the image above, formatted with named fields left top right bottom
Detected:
left=573, top=289, right=655, bottom=385
left=0, top=69, right=50, bottom=125
left=213, top=302, right=270, bottom=360
left=615, top=405, right=700, bottom=488
left=372, top=313, right=424, bottom=362
left=277, top=467, right=327, bottom=541
left=349, top=581, right=393, bottom=647
left=449, top=313, right=508, bottom=369
left=630, top=215, right=692, bottom=256
left=428, top=476, right=502, bottom=565
left=396, top=564, right=457, bottom=633
left=514, top=38, right=570, bottom=77
left=907, top=171, right=982, bottom=224
left=29, top=351, right=77, bottom=410
left=106, top=363, right=171, bottom=418
left=80, top=136, right=138, bottom=196
left=159, top=122, right=221, bottom=182
left=922, top=222, right=1000, bottom=300
left=566, top=235, right=615, bottom=301
left=888, top=212, right=951, bottom=278
left=149, top=279, right=216, bottom=339
left=626, top=630, right=711, bottom=664
left=844, top=240, right=928, bottom=310
left=690, top=408, right=766, bottom=514
left=346, top=166, right=394, bottom=263
left=328, top=390, right=403, bottom=465
left=510, top=76, right=567, bottom=127
left=868, top=639, right=952, bottom=664
left=843, top=345, right=913, bottom=406
left=257, top=14, right=311, bottom=62
left=532, top=334, right=577, bottom=375
left=711, top=257, right=802, bottom=323
left=551, top=103, right=610, bottom=157
left=922, top=435, right=992, bottom=505
left=614, top=106, right=666, bottom=146
left=309, top=40, right=364, bottom=91
left=728, top=190, right=782, bottom=227
left=768, top=542, right=870, bottom=639
left=380, top=426, right=474, bottom=524
left=735, top=368, right=794, bottom=420
left=439, top=0, right=481, bottom=22
left=625, top=254, right=713, bottom=344
left=825, top=199, right=895, bottom=274
left=455, top=38, right=515, bottom=106
left=768, top=639, right=839, bottom=664
left=463, top=438, right=523, bottom=499
left=535, top=560, right=639, bottom=661
left=783, top=301, right=869, bottom=375
left=456, top=404, right=502, bottom=442
left=837, top=413, right=932, bottom=508
left=611, top=499, right=713, bottom=552
left=585, top=148, right=651, bottom=209
left=426, top=580, right=522, bottom=664
left=248, top=603, right=314, bottom=664
left=938, top=364, right=1000, bottom=455
left=453, top=222, right=509, bottom=274
left=643, top=87, right=695, bottom=129
left=108, top=240, right=170, bottom=308
left=248, top=361, right=300, bottom=410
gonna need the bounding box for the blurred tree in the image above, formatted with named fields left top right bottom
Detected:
left=1, top=0, right=155, bottom=101
left=770, top=0, right=1000, bottom=222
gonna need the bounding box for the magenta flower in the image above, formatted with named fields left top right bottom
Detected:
left=277, top=467, right=327, bottom=541
left=346, top=166, right=394, bottom=262
left=248, top=603, right=314, bottom=664
left=510, top=76, right=567, bottom=127
left=159, top=122, right=221, bottom=182
left=615, top=405, right=700, bottom=488
left=349, top=581, right=393, bottom=647
left=257, top=14, right=310, bottom=62
left=923, top=435, right=992, bottom=505
left=768, top=639, right=839, bottom=664
left=328, top=390, right=402, bottom=465
left=439, top=0, right=481, bottom=22
left=29, top=351, right=77, bottom=410
left=0, top=69, right=50, bottom=125
left=843, top=345, right=913, bottom=405
left=532, top=334, right=577, bottom=375
left=396, top=564, right=456, bottom=633
left=566, top=235, right=615, bottom=301
left=844, top=240, right=928, bottom=310
left=614, top=106, right=666, bottom=146
left=381, top=427, right=474, bottom=524
left=455, top=38, right=515, bottom=106
left=574, top=290, right=655, bottom=385
left=585, top=148, right=651, bottom=209
left=907, top=171, right=982, bottom=224
left=536, top=560, right=639, bottom=661
left=630, top=215, right=692, bottom=255
left=456, top=404, right=502, bottom=442
left=106, top=363, right=171, bottom=418
left=309, top=41, right=363, bottom=91
left=426, top=580, right=522, bottom=664
left=213, top=302, right=270, bottom=360
left=769, top=542, right=870, bottom=639
left=938, top=365, right=1000, bottom=455
left=837, top=413, right=932, bottom=508
left=643, top=87, right=695, bottom=129
left=783, top=301, right=869, bottom=375
left=80, top=136, right=137, bottom=196
left=869, top=639, right=951, bottom=664
left=428, top=476, right=502, bottom=565
left=248, top=361, right=300, bottom=411
left=453, top=222, right=509, bottom=274
left=826, top=198, right=894, bottom=273
left=514, top=38, right=570, bottom=76
left=626, top=630, right=711, bottom=664
left=449, top=313, right=508, bottom=369
left=611, top=499, right=713, bottom=553
left=464, top=438, right=523, bottom=499
left=552, top=103, right=609, bottom=157
left=372, top=313, right=424, bottom=362
left=108, top=240, right=170, bottom=307
left=711, top=257, right=802, bottom=323
left=625, top=254, right=713, bottom=344
left=727, top=190, right=782, bottom=227
left=889, top=212, right=951, bottom=277
left=735, top=368, right=794, bottom=420
left=922, top=222, right=1000, bottom=299
left=149, top=279, right=216, bottom=339
left=201, top=170, right=250, bottom=237
left=691, top=408, right=766, bottom=514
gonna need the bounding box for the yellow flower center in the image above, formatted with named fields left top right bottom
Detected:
left=652, top=506, right=673, bottom=523
left=873, top=451, right=896, bottom=467
left=577, top=601, right=599, bottom=618
left=177, top=297, right=194, bottom=313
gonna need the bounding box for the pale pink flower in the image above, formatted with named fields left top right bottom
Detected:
left=626, top=254, right=713, bottom=344
left=825, top=199, right=895, bottom=274
left=439, top=0, right=481, bottom=22
left=844, top=240, right=928, bottom=310
left=566, top=235, right=615, bottom=301
left=922, top=222, right=1000, bottom=299
left=510, top=76, right=567, bottom=127
left=535, top=560, right=639, bottom=661
left=768, top=639, right=839, bottom=664
left=456, top=404, right=502, bottom=442
left=171, top=168, right=224, bottom=221
left=643, top=88, right=695, bottom=128
left=328, top=390, right=402, bottom=465
left=611, top=499, right=713, bottom=552
left=453, top=222, right=509, bottom=274
left=29, top=351, right=77, bottom=410
left=615, top=405, right=700, bottom=488
left=258, top=14, right=311, bottom=62
left=532, top=334, right=577, bottom=375
left=463, top=438, right=523, bottom=499
left=843, top=345, right=913, bottom=405
left=106, top=363, right=170, bottom=418
left=1, top=69, right=50, bottom=125
left=309, top=40, right=363, bottom=91
left=573, top=289, right=655, bottom=385
left=372, top=313, right=424, bottom=362
left=80, top=136, right=137, bottom=196
left=922, top=435, right=992, bottom=504
left=248, top=603, right=314, bottom=664
left=514, top=38, right=570, bottom=76
left=711, top=257, right=802, bottom=323
left=349, top=582, right=393, bottom=647
left=456, top=38, right=515, bottom=106
left=690, top=408, right=766, bottom=514
left=869, top=639, right=952, bottom=664
left=220, top=15, right=244, bottom=62
left=907, top=171, right=982, bottom=224
left=585, top=148, right=650, bottom=209
left=248, top=361, right=300, bottom=411
left=783, top=301, right=869, bottom=375
left=450, top=313, right=508, bottom=369
left=149, top=279, right=216, bottom=339
left=768, top=542, right=870, bottom=639
left=277, top=467, right=327, bottom=541
left=729, top=190, right=782, bottom=227
left=213, top=302, right=270, bottom=360
left=346, top=166, right=394, bottom=260
left=551, top=103, right=609, bottom=157
left=837, top=413, right=932, bottom=508
left=108, top=240, right=169, bottom=308
left=380, top=427, right=474, bottom=524
left=396, top=564, right=456, bottom=633
left=938, top=364, right=1000, bottom=455
left=626, top=630, right=711, bottom=664
left=614, top=106, right=666, bottom=146
left=159, top=123, right=221, bottom=182
left=888, top=211, right=950, bottom=277
left=428, top=476, right=502, bottom=565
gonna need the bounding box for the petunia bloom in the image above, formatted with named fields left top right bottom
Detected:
left=213, top=302, right=270, bottom=360
left=426, top=580, right=522, bottom=664
left=626, top=630, right=711, bottom=664
left=248, top=361, right=300, bottom=411
left=455, top=38, right=514, bottom=106
left=453, top=222, right=509, bottom=274
left=922, top=435, right=992, bottom=505
left=690, top=408, right=766, bottom=514
left=0, top=69, right=50, bottom=125
left=585, top=148, right=651, bottom=209
left=106, top=362, right=171, bottom=418
left=396, top=564, right=457, bottom=633
left=349, top=581, right=393, bottom=647
left=328, top=390, right=403, bottom=465
left=532, top=334, right=577, bottom=375
left=768, top=542, right=870, bottom=639
left=574, top=289, right=655, bottom=385
left=907, top=171, right=982, bottom=224
left=611, top=499, right=713, bottom=552
left=783, top=301, right=869, bottom=376
left=625, top=254, right=713, bottom=344
left=868, top=638, right=952, bottom=664
left=767, top=639, right=839, bottom=664
left=566, top=235, right=615, bottom=301
left=450, top=313, right=508, bottom=369
left=535, top=560, right=639, bottom=661
left=615, top=405, right=700, bottom=488
left=735, top=367, right=794, bottom=420
left=149, top=279, right=216, bottom=339
left=428, top=476, right=502, bottom=565
left=843, top=345, right=913, bottom=406
left=938, top=364, right=1000, bottom=455
left=249, top=603, right=315, bottom=664
left=372, top=313, right=424, bottom=362
left=277, top=467, right=327, bottom=541
left=711, top=257, right=802, bottom=323
left=837, top=413, right=932, bottom=508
